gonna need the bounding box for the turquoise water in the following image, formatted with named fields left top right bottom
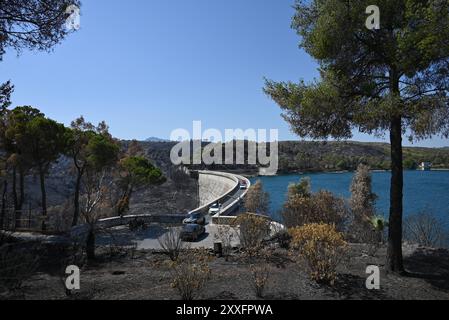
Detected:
left=252, top=171, right=449, bottom=224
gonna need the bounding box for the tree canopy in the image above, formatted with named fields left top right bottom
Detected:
left=0, top=0, right=80, bottom=59
left=265, top=0, right=449, bottom=141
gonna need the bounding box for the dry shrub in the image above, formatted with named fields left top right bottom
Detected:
left=48, top=200, right=74, bottom=233
left=158, top=226, right=185, bottom=261
left=244, top=180, right=270, bottom=214
left=290, top=223, right=347, bottom=285
left=404, top=211, right=447, bottom=248
left=170, top=249, right=211, bottom=300
left=282, top=191, right=348, bottom=230
left=250, top=264, right=270, bottom=298
left=233, top=214, right=271, bottom=249
left=214, top=225, right=235, bottom=260
left=0, top=245, right=39, bottom=294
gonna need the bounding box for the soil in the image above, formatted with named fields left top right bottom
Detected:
left=2, top=243, right=449, bottom=300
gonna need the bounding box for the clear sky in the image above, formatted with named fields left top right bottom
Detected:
left=0, top=0, right=447, bottom=147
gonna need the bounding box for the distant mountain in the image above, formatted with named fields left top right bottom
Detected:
left=145, top=137, right=169, bottom=142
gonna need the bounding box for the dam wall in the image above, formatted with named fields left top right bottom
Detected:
left=198, top=171, right=239, bottom=207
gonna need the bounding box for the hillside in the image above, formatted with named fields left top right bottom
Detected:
left=277, top=141, right=449, bottom=173
left=179, top=140, right=449, bottom=174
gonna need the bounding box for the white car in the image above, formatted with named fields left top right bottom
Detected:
left=208, top=203, right=222, bottom=215
left=239, top=181, right=248, bottom=190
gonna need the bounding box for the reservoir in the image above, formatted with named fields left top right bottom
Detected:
left=252, top=170, right=449, bottom=225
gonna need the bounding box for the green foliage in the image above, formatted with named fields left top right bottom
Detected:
left=0, top=81, right=13, bottom=111
left=371, top=216, right=388, bottom=232
left=116, top=155, right=165, bottom=216
left=288, top=177, right=311, bottom=198
left=4, top=107, right=66, bottom=170
left=85, top=134, right=119, bottom=170
left=0, top=0, right=81, bottom=60
left=120, top=156, right=165, bottom=187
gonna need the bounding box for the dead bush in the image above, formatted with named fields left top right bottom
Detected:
left=48, top=200, right=74, bottom=233
left=214, top=225, right=235, bottom=260
left=282, top=191, right=348, bottom=230
left=0, top=245, right=40, bottom=294
left=404, top=211, right=447, bottom=248
left=244, top=180, right=270, bottom=214
left=250, top=264, right=270, bottom=298
left=158, top=226, right=185, bottom=261
left=233, top=214, right=271, bottom=249
left=290, top=223, right=347, bottom=285
left=170, top=249, right=211, bottom=300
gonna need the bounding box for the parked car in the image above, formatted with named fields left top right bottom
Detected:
left=180, top=224, right=206, bottom=242
left=183, top=212, right=206, bottom=225
left=208, top=202, right=222, bottom=215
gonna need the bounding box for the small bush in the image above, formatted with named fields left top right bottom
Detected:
left=250, top=264, right=270, bottom=298
left=289, top=223, right=347, bottom=285
left=158, top=226, right=185, bottom=261
left=404, top=211, right=447, bottom=248
left=233, top=214, right=271, bottom=249
left=170, top=249, right=211, bottom=300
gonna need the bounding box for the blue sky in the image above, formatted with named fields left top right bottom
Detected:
left=0, top=0, right=447, bottom=147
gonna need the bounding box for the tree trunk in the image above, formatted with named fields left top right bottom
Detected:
left=39, top=166, right=47, bottom=232
left=387, top=115, right=405, bottom=273
left=1, top=180, right=7, bottom=230
left=72, top=168, right=83, bottom=227
left=12, top=166, right=20, bottom=229
left=19, top=167, right=25, bottom=211
left=86, top=226, right=95, bottom=261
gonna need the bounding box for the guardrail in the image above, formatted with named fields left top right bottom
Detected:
left=188, top=171, right=240, bottom=216
left=71, top=213, right=186, bottom=238
left=211, top=174, right=251, bottom=224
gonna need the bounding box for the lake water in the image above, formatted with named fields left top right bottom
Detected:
left=252, top=171, right=449, bottom=225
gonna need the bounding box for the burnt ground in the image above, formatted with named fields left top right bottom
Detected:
left=2, top=243, right=449, bottom=300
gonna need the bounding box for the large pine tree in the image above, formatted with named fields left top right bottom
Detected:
left=264, top=0, right=449, bottom=272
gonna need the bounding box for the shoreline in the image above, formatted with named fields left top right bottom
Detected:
left=247, top=168, right=449, bottom=178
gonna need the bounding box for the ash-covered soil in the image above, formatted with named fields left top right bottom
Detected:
left=5, top=244, right=449, bottom=300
